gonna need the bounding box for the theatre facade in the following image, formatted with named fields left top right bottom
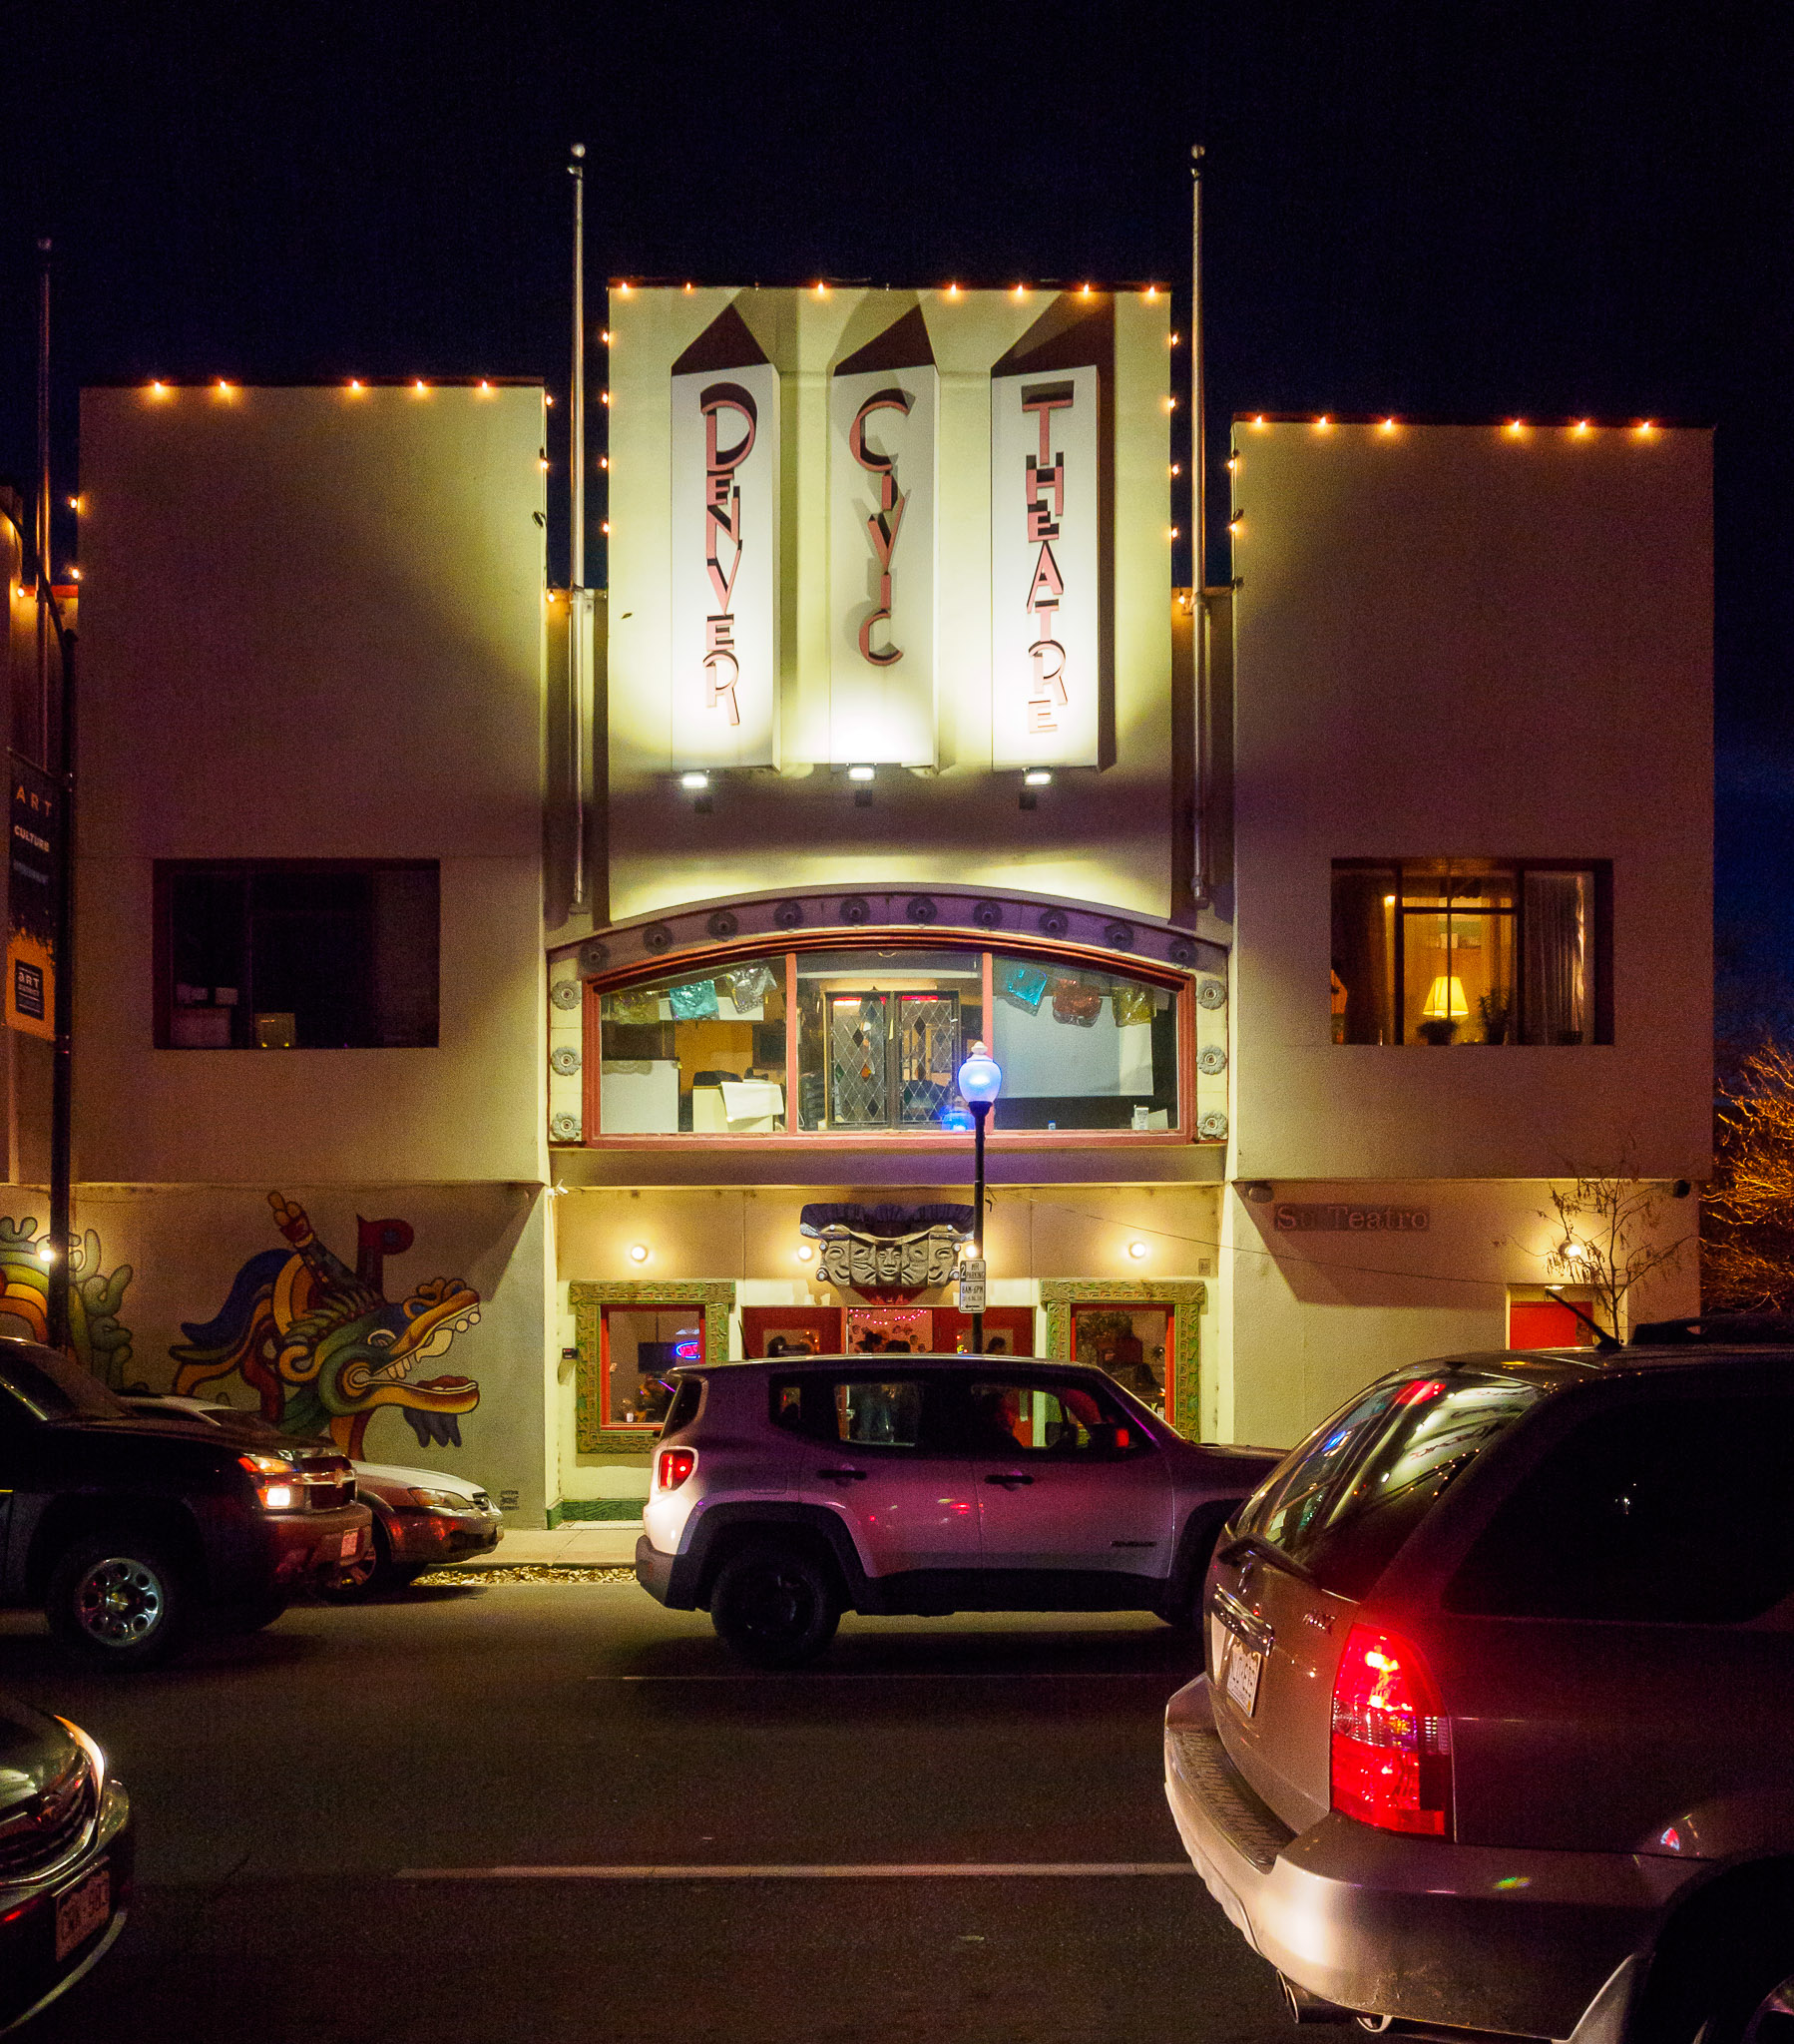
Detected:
left=60, top=284, right=1711, bottom=1529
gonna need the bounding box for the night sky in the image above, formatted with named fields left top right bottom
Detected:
left=4, top=1, right=1789, bottom=960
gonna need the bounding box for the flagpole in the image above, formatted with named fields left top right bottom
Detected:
left=569, top=143, right=588, bottom=911
left=1189, top=143, right=1210, bottom=908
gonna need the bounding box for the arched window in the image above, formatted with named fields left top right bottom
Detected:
left=584, top=937, right=1189, bottom=1143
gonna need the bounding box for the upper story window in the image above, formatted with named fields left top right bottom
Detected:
left=1330, top=860, right=1609, bottom=1046
left=157, top=861, right=440, bottom=1049
left=592, top=940, right=1185, bottom=1139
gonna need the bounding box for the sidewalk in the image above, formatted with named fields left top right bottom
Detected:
left=458, top=1524, right=644, bottom=1568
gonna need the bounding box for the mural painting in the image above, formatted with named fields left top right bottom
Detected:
left=170, top=1193, right=482, bottom=1457
left=0, top=1216, right=135, bottom=1385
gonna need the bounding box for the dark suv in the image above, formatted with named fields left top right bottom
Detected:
left=0, top=1337, right=371, bottom=1668
left=635, top=1354, right=1278, bottom=1666
left=1164, top=1332, right=1794, bottom=2043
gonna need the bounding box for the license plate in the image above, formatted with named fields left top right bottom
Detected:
left=1224, top=1637, right=1263, bottom=1718
left=339, top=1529, right=360, bottom=1560
left=54, top=1864, right=110, bottom=1962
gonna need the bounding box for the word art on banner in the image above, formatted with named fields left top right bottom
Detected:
left=829, top=308, right=938, bottom=766
left=670, top=305, right=780, bottom=767
left=6, top=761, right=58, bottom=1042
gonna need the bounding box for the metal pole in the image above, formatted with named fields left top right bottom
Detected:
left=568, top=144, right=588, bottom=911
left=1189, top=145, right=1208, bottom=906
left=971, top=1102, right=988, bottom=1356
left=38, top=239, right=73, bottom=1353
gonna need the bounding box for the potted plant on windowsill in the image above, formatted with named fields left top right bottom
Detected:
left=1416, top=1018, right=1458, bottom=1045
left=1477, top=992, right=1511, bottom=1045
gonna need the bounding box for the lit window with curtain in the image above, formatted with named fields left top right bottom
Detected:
left=1330, top=861, right=1607, bottom=1046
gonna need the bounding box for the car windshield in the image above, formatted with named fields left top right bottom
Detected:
left=0, top=1343, right=132, bottom=1422
left=1238, top=1369, right=1543, bottom=1598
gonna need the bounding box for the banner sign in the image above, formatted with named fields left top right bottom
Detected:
left=990, top=299, right=1113, bottom=769
left=6, top=759, right=58, bottom=1041
left=670, top=306, right=780, bottom=767
left=829, top=306, right=938, bottom=766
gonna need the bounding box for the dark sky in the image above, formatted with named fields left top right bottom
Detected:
left=4, top=0, right=1790, bottom=948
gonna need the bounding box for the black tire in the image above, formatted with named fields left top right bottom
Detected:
left=1159, top=1512, right=1229, bottom=1630
left=317, top=1521, right=402, bottom=1602
left=709, top=1541, right=840, bottom=1669
left=47, top=1531, right=193, bottom=1672
left=1652, top=1897, right=1794, bottom=2044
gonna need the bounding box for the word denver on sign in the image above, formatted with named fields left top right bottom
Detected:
left=670, top=305, right=780, bottom=767
left=1273, top=1204, right=1432, bottom=1234
left=828, top=305, right=938, bottom=766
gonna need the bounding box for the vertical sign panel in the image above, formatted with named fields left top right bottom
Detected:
left=990, top=363, right=1102, bottom=767
left=828, top=307, right=939, bottom=766
left=6, top=760, right=57, bottom=1041
left=670, top=339, right=780, bottom=768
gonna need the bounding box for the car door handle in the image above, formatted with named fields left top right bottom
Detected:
left=817, top=1467, right=869, bottom=1481
left=984, top=1472, right=1034, bottom=1488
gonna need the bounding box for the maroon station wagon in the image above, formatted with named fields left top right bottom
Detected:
left=1164, top=1334, right=1794, bottom=2044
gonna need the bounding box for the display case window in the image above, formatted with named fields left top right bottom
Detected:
left=1072, top=1303, right=1174, bottom=1417
left=600, top=1305, right=704, bottom=1428
left=599, top=960, right=788, bottom=1134
left=583, top=938, right=1189, bottom=1141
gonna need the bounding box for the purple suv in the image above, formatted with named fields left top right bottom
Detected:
left=1164, top=1336, right=1794, bottom=2044
left=635, top=1355, right=1278, bottom=1667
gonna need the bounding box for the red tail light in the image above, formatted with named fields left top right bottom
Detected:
left=657, top=1448, right=695, bottom=1490
left=1330, top=1623, right=1453, bottom=1837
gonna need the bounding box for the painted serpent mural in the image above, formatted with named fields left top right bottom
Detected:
left=170, top=1193, right=481, bottom=1457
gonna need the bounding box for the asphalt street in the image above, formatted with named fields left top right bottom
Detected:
left=0, top=1582, right=1294, bottom=2044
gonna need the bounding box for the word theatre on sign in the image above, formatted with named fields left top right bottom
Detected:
left=828, top=305, right=939, bottom=766
left=989, top=294, right=1114, bottom=770
left=670, top=304, right=780, bottom=767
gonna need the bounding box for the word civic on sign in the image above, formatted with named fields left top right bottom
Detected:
left=1273, top=1204, right=1431, bottom=1234
left=829, top=312, right=939, bottom=767
left=850, top=387, right=911, bottom=667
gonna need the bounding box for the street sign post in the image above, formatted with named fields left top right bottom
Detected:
left=958, top=1257, right=987, bottom=1315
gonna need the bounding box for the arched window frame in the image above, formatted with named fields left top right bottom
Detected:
left=579, top=929, right=1197, bottom=1149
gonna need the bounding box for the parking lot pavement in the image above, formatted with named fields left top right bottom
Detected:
left=1, top=1585, right=1294, bottom=2044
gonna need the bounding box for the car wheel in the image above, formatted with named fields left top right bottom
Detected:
left=47, top=1531, right=193, bottom=1672
left=1160, top=1513, right=1229, bottom=1630
left=1657, top=1896, right=1794, bottom=2044
left=709, top=1541, right=840, bottom=1669
left=317, top=1522, right=400, bottom=1602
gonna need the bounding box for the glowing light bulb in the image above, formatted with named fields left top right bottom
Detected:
left=600, top=329, right=612, bottom=343
left=601, top=521, right=610, bottom=534
left=1574, top=419, right=1590, bottom=435
left=1144, top=284, right=1157, bottom=299
left=628, top=1243, right=649, bottom=1264
left=1507, top=419, right=1523, bottom=435
left=619, top=282, right=631, bottom=295
left=1013, top=284, right=1025, bottom=299
left=1169, top=526, right=1179, bottom=539
left=479, top=379, right=492, bottom=391
left=1251, top=415, right=1266, bottom=429
left=1127, top=1241, right=1148, bottom=1261
left=348, top=379, right=364, bottom=392
left=1315, top=415, right=1331, bottom=430
left=1170, top=463, right=1181, bottom=476
left=1081, top=282, right=1092, bottom=297
left=1636, top=419, right=1656, bottom=436
left=684, top=281, right=694, bottom=293
left=216, top=379, right=232, bottom=394
left=601, top=391, right=611, bottom=405
left=599, top=456, right=609, bottom=469
left=150, top=381, right=168, bottom=396
left=1381, top=417, right=1396, bottom=432
left=796, top=1244, right=815, bottom=1264
left=413, top=380, right=428, bottom=393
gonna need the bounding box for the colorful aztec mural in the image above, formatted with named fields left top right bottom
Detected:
left=0, top=1217, right=135, bottom=1385
left=171, top=1193, right=481, bottom=1456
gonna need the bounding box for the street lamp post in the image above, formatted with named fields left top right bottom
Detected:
left=956, top=1043, right=1002, bottom=1355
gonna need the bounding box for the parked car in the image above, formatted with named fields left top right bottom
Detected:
left=0, top=1694, right=133, bottom=2032
left=635, top=1354, right=1280, bottom=1666
left=1163, top=1329, right=1794, bottom=2043
left=125, top=1396, right=502, bottom=1596
left=0, top=1337, right=370, bottom=1669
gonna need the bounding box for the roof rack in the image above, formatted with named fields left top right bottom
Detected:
left=1629, top=1315, right=1794, bottom=1345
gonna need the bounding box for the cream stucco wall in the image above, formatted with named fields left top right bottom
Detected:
left=75, top=383, right=550, bottom=1186
left=1228, top=421, right=1712, bottom=1184
left=1214, top=1177, right=1700, bottom=1451
left=602, top=286, right=1177, bottom=924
